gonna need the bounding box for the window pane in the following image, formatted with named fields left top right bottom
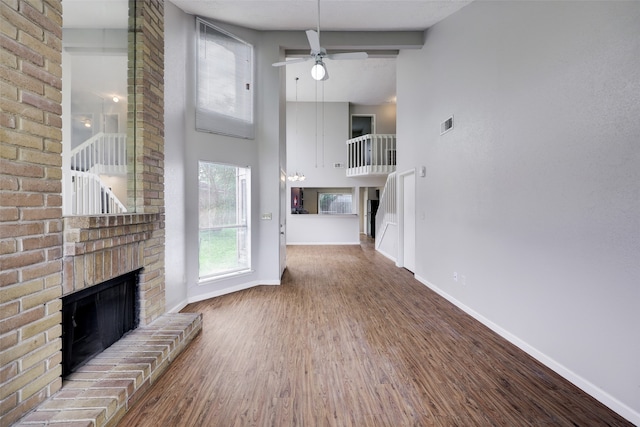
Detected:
left=199, top=162, right=251, bottom=279
left=199, top=162, right=240, bottom=227
left=199, top=227, right=249, bottom=277
left=196, top=19, right=254, bottom=139
left=318, top=193, right=353, bottom=215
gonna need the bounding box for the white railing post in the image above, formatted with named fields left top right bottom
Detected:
left=346, top=134, right=397, bottom=177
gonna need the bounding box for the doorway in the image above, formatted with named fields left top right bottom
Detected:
left=350, top=114, right=375, bottom=138
left=279, top=169, right=287, bottom=278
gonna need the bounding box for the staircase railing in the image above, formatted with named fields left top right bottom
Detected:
left=347, top=134, right=396, bottom=177
left=375, top=172, right=397, bottom=249
left=70, top=171, right=127, bottom=215
left=70, top=132, right=127, bottom=175
left=65, top=132, right=127, bottom=215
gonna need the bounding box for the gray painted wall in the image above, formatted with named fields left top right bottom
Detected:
left=349, top=103, right=397, bottom=135
left=164, top=7, right=286, bottom=304
left=164, top=1, right=189, bottom=312
left=286, top=101, right=388, bottom=243
left=164, top=9, right=423, bottom=304
left=397, top=1, right=640, bottom=422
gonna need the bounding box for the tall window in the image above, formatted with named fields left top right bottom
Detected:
left=199, top=162, right=251, bottom=280
left=196, top=18, right=254, bottom=139
left=318, top=193, right=353, bottom=215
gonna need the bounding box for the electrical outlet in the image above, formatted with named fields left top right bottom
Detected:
left=453, top=271, right=458, bottom=281
left=461, top=275, right=466, bottom=286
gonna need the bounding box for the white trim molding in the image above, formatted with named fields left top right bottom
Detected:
left=414, top=274, right=640, bottom=426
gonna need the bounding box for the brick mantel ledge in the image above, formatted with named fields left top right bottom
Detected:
left=63, top=214, right=161, bottom=255
left=62, top=213, right=163, bottom=296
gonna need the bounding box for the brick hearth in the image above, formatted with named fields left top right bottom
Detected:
left=13, top=313, right=201, bottom=427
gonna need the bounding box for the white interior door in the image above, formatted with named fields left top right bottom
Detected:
left=402, top=172, right=416, bottom=272
left=279, top=169, right=287, bottom=277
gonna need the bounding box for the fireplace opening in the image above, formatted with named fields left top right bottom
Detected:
left=61, top=269, right=141, bottom=377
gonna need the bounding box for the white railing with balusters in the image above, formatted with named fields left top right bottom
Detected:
left=70, top=171, right=127, bottom=215
left=375, top=172, right=397, bottom=250
left=70, top=132, right=127, bottom=175
left=347, top=134, right=396, bottom=177
left=64, top=132, right=127, bottom=215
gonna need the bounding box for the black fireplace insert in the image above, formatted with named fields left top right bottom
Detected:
left=61, top=269, right=140, bottom=377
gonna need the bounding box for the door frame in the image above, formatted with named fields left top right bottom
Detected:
left=397, top=169, right=416, bottom=272
left=279, top=168, right=287, bottom=278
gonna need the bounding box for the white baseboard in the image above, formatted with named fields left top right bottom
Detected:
left=414, top=274, right=640, bottom=426
left=375, top=247, right=396, bottom=263
left=187, top=280, right=280, bottom=304
left=286, top=242, right=360, bottom=245
left=167, top=299, right=189, bottom=313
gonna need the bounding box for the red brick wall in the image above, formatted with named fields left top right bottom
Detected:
left=0, top=0, right=166, bottom=423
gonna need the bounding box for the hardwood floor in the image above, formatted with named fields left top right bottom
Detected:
left=119, top=239, right=632, bottom=426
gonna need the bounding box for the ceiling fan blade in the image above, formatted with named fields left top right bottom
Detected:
left=306, top=29, right=321, bottom=54
left=272, top=57, right=311, bottom=67
left=326, top=52, right=369, bottom=61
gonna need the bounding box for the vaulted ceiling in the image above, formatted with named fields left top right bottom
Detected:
left=172, top=0, right=470, bottom=104
left=64, top=0, right=472, bottom=104
left=170, top=0, right=470, bottom=31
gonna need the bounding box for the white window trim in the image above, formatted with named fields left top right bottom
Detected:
left=198, top=162, right=252, bottom=281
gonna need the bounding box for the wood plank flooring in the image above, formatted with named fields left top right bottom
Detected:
left=119, top=239, right=632, bottom=426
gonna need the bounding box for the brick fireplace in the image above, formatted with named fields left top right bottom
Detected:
left=0, top=1, right=200, bottom=425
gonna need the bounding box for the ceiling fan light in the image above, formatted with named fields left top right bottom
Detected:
left=311, top=62, right=326, bottom=81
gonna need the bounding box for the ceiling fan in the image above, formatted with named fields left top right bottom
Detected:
left=271, top=0, right=368, bottom=81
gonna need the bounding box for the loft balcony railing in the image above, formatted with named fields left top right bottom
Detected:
left=346, top=134, right=396, bottom=177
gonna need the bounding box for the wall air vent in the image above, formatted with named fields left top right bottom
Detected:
left=441, top=116, right=454, bottom=135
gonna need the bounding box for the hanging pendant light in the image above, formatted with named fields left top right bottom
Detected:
left=311, top=60, right=326, bottom=81
left=288, top=77, right=306, bottom=182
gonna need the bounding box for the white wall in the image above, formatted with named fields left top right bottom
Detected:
left=286, top=101, right=387, bottom=243
left=164, top=7, right=287, bottom=304
left=163, top=12, right=423, bottom=300
left=287, top=215, right=360, bottom=245
left=349, top=103, right=396, bottom=135
left=396, top=1, right=640, bottom=423
left=164, top=2, right=189, bottom=312
left=287, top=102, right=351, bottom=186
